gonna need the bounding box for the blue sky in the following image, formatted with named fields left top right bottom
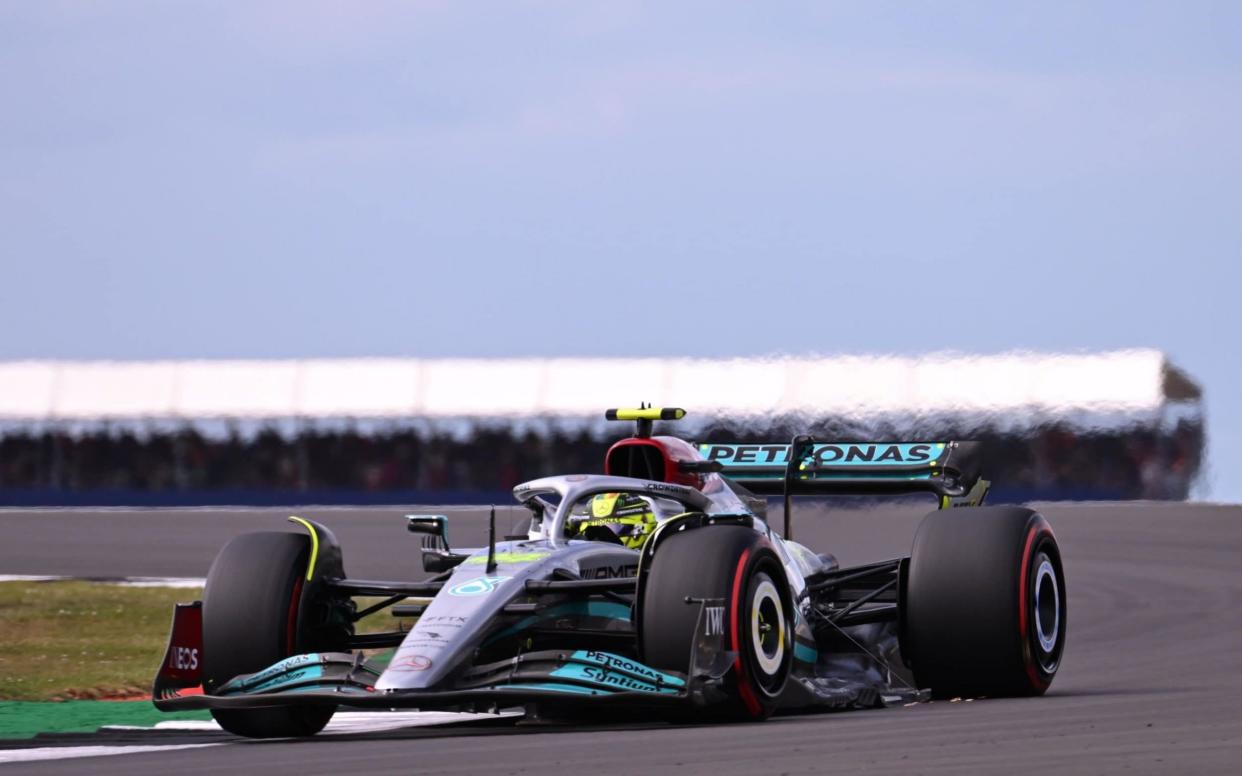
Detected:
left=1, top=2, right=1239, bottom=498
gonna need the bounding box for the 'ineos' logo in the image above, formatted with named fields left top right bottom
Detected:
left=169, top=647, right=199, bottom=671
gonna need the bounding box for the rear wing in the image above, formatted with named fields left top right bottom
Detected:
left=696, top=440, right=982, bottom=498
left=694, top=439, right=988, bottom=538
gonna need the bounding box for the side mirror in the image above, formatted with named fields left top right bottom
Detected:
left=408, top=514, right=468, bottom=573
left=406, top=514, right=450, bottom=550
left=422, top=550, right=468, bottom=574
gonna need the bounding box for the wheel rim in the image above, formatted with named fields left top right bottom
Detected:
left=750, top=576, right=785, bottom=677
left=1033, top=553, right=1061, bottom=670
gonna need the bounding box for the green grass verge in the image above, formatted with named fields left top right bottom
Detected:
left=0, top=581, right=204, bottom=702
left=0, top=701, right=212, bottom=740
left=0, top=581, right=401, bottom=703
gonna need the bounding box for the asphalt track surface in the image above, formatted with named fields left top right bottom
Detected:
left=3, top=501, right=1241, bottom=774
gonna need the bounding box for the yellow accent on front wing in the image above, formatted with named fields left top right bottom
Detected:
left=287, top=516, right=319, bottom=582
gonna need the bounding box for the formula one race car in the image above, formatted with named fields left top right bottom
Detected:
left=153, top=408, right=1067, bottom=738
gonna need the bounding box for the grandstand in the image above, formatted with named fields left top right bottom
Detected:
left=0, top=350, right=1203, bottom=505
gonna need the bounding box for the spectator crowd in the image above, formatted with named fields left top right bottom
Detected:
left=0, top=418, right=1204, bottom=501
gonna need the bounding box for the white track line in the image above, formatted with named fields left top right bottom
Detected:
left=0, top=575, right=205, bottom=588
left=2, top=711, right=520, bottom=765
left=108, top=578, right=205, bottom=588
left=0, top=743, right=220, bottom=765
left=101, top=710, right=517, bottom=735
left=103, top=721, right=222, bottom=732
left=321, top=710, right=519, bottom=734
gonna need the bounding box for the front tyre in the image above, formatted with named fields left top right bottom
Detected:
left=903, top=506, right=1067, bottom=698
left=202, top=531, right=344, bottom=738
left=640, top=525, right=793, bottom=719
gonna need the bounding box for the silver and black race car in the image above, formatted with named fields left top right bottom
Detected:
left=153, top=408, right=1067, bottom=738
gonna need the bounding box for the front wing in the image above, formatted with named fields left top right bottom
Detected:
left=153, top=593, right=923, bottom=715
left=153, top=594, right=741, bottom=712
left=155, top=648, right=721, bottom=711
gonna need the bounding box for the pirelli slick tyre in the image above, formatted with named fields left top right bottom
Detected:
left=202, top=531, right=346, bottom=738
left=903, top=506, right=1066, bottom=699
left=640, top=525, right=793, bottom=720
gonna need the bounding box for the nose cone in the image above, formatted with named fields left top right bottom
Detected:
left=376, top=544, right=552, bottom=690
left=377, top=573, right=519, bottom=689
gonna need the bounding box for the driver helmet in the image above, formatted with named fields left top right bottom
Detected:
left=570, top=493, right=659, bottom=550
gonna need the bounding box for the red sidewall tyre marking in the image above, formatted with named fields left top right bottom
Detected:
left=1017, top=519, right=1052, bottom=692
left=728, top=547, right=762, bottom=717
left=285, top=574, right=304, bottom=656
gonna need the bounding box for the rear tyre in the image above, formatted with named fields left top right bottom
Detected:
left=202, top=532, right=344, bottom=738
left=903, top=506, right=1066, bottom=698
left=640, top=525, right=793, bottom=720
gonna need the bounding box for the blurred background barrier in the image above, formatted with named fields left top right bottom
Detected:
left=0, top=351, right=1204, bottom=505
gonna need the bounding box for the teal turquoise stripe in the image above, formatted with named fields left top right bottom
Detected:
left=794, top=642, right=818, bottom=663
left=566, top=650, right=685, bottom=688
left=494, top=682, right=607, bottom=695
left=485, top=600, right=631, bottom=644
left=549, top=664, right=680, bottom=694
left=223, top=666, right=325, bottom=695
